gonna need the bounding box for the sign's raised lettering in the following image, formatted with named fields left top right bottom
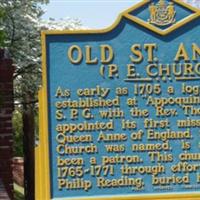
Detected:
left=36, top=1, right=200, bottom=200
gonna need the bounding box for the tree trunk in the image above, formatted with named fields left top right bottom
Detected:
left=23, top=94, right=35, bottom=200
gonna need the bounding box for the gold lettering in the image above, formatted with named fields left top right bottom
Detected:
left=144, top=43, right=157, bottom=62
left=130, top=44, right=143, bottom=63
left=174, top=43, right=189, bottom=61
left=68, top=45, right=83, bottom=64
left=100, top=44, right=114, bottom=64
left=85, top=45, right=98, bottom=64
left=192, top=43, right=200, bottom=61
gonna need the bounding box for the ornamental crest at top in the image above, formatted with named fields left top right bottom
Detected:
left=149, top=0, right=176, bottom=26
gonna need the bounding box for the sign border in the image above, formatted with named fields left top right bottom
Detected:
left=36, top=1, right=200, bottom=199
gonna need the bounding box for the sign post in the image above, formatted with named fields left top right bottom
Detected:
left=36, top=1, right=200, bottom=199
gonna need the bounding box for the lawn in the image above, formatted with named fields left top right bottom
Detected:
left=14, top=183, right=24, bottom=200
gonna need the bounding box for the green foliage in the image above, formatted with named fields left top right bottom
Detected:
left=1, top=1, right=44, bottom=103
left=12, top=106, right=40, bottom=156
left=0, top=31, right=5, bottom=46
left=12, top=110, right=24, bottom=157
left=1, top=0, right=82, bottom=104
left=14, top=190, right=24, bottom=200
left=14, top=183, right=24, bottom=200
left=1, top=0, right=82, bottom=161
left=0, top=7, right=5, bottom=46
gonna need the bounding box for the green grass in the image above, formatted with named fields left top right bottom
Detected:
left=14, top=191, right=24, bottom=200
left=14, top=183, right=24, bottom=200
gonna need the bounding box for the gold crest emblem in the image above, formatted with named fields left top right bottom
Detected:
left=149, top=0, right=176, bottom=26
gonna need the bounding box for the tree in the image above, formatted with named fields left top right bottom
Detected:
left=0, top=2, right=46, bottom=200
left=1, top=1, right=83, bottom=105
left=12, top=110, right=23, bottom=157
left=40, top=17, right=83, bottom=30
left=0, top=0, right=83, bottom=158
left=0, top=6, right=5, bottom=46
left=0, top=1, right=83, bottom=199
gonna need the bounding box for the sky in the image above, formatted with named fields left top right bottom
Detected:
left=41, top=0, right=140, bottom=29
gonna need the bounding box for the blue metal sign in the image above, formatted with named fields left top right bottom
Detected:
left=36, top=1, right=200, bottom=200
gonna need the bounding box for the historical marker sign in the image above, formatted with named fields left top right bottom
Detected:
left=36, top=1, right=200, bottom=199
